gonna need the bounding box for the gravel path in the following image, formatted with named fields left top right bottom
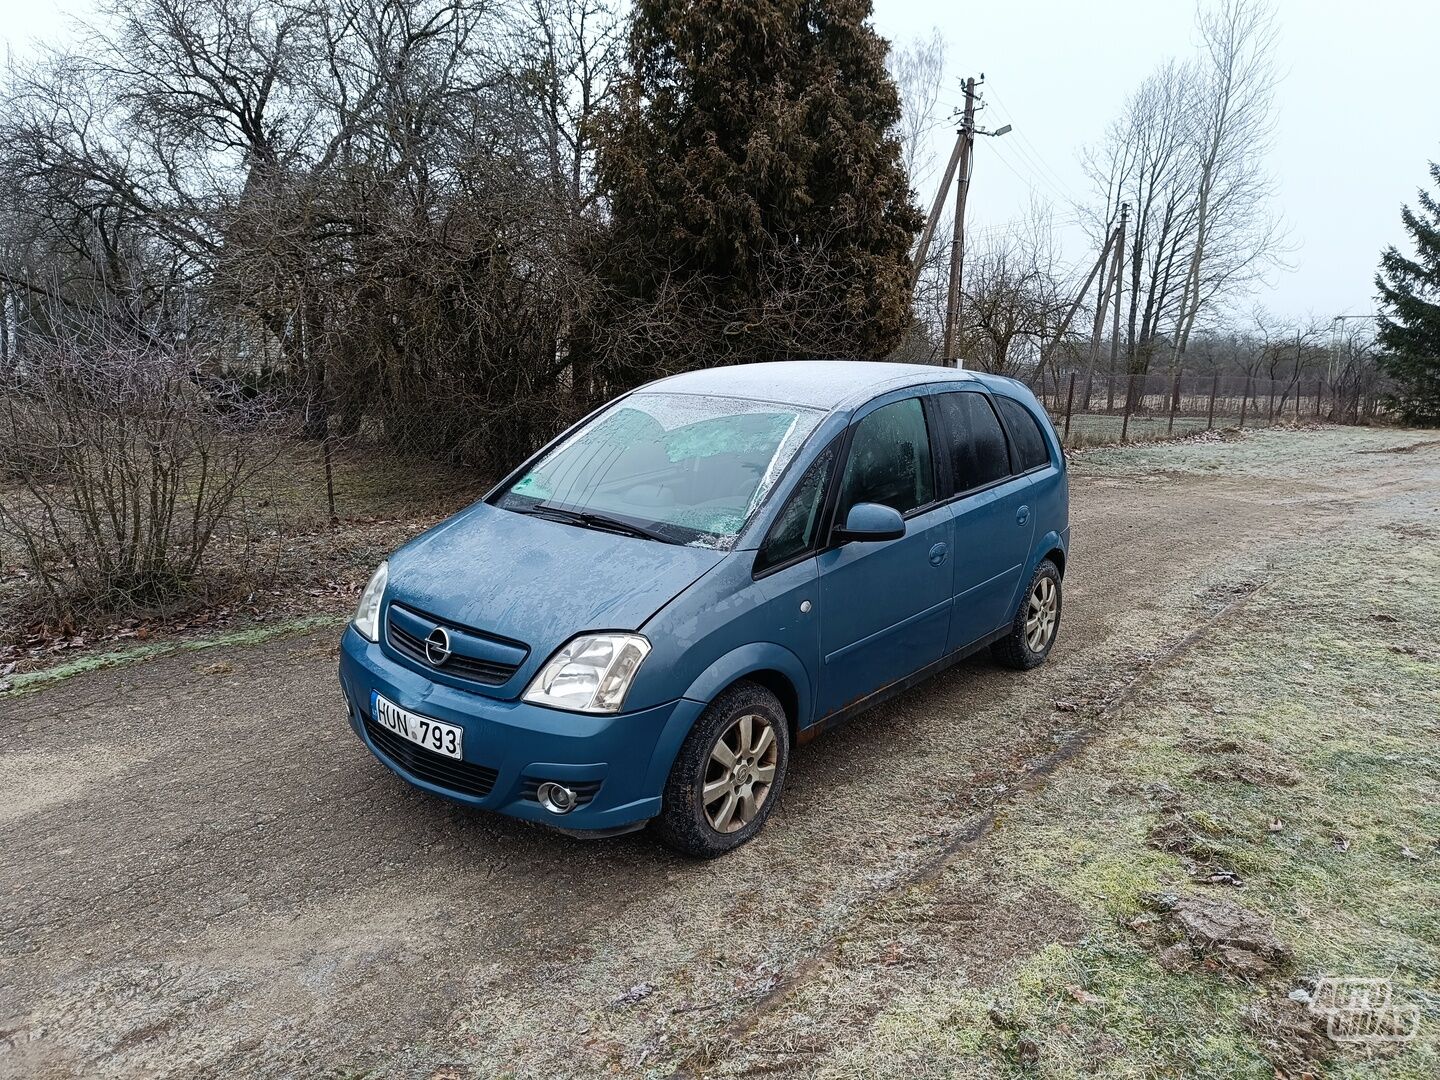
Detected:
left=2, top=426, right=1435, bottom=1079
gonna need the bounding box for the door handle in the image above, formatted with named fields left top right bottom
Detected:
left=928, top=542, right=948, bottom=566
left=1016, top=505, right=1030, bottom=527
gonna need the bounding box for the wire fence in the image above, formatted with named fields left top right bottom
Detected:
left=1032, top=370, right=1383, bottom=450
left=0, top=343, right=1392, bottom=634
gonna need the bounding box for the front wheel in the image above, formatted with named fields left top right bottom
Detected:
left=992, top=559, right=1063, bottom=670
left=652, top=681, right=790, bottom=858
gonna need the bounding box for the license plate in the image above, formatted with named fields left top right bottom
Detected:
left=370, top=691, right=463, bottom=760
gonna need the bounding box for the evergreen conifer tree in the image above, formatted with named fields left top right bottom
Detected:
left=594, top=0, right=922, bottom=374
left=1376, top=160, right=1440, bottom=425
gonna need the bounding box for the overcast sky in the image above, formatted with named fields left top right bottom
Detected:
left=871, top=0, right=1439, bottom=324
left=2, top=0, right=1434, bottom=323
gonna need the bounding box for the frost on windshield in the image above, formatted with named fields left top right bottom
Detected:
left=499, top=392, right=822, bottom=547
left=663, top=411, right=794, bottom=462
left=510, top=473, right=552, bottom=499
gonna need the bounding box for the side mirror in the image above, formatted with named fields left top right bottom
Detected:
left=834, top=502, right=906, bottom=544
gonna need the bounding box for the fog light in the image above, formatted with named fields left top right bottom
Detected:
left=536, top=782, right=578, bottom=815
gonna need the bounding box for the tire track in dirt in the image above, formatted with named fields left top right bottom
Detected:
left=664, top=578, right=1273, bottom=1078
left=1, top=429, right=1433, bottom=1079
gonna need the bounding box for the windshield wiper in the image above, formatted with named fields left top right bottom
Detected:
left=517, top=503, right=675, bottom=544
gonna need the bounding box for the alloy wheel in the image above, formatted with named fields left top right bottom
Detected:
left=1026, top=576, right=1059, bottom=653
left=702, top=713, right=779, bottom=833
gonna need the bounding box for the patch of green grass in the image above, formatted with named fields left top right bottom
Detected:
left=4, top=614, right=343, bottom=695
left=1073, top=424, right=1438, bottom=482
left=776, top=528, right=1440, bottom=1080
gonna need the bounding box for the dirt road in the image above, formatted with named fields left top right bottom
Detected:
left=3, top=427, right=1437, bottom=1079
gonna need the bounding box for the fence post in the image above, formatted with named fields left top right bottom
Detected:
left=1063, top=371, right=1076, bottom=446
left=1167, top=369, right=1181, bottom=434
left=322, top=430, right=338, bottom=526
left=1239, top=375, right=1250, bottom=429
left=1206, top=374, right=1219, bottom=430
left=1121, top=372, right=1136, bottom=442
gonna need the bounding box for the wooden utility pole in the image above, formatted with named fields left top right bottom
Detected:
left=1109, top=202, right=1129, bottom=400
left=941, top=77, right=979, bottom=367
left=1082, top=204, right=1127, bottom=407
left=1040, top=225, right=1117, bottom=365
left=1062, top=371, right=1077, bottom=445
left=909, top=133, right=967, bottom=297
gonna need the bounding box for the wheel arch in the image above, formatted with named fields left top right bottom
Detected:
left=734, top=668, right=800, bottom=741
left=1044, top=546, right=1066, bottom=576
left=680, top=642, right=812, bottom=732
left=644, top=645, right=810, bottom=801
left=1032, top=527, right=1066, bottom=577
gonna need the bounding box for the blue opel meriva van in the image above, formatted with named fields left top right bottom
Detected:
left=339, top=361, right=1069, bottom=856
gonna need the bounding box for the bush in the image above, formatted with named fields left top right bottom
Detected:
left=0, top=334, right=281, bottom=622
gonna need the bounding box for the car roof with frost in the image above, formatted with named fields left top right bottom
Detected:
left=641, top=360, right=977, bottom=411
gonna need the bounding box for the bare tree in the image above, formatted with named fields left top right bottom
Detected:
left=961, top=205, right=1069, bottom=377
left=887, top=28, right=947, bottom=196
left=1252, top=310, right=1326, bottom=418
left=1328, top=322, right=1383, bottom=424
left=0, top=0, right=624, bottom=457
left=1082, top=0, right=1286, bottom=390
left=1169, top=0, right=1284, bottom=362
left=1083, top=61, right=1196, bottom=371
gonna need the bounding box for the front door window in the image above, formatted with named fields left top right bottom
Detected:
left=816, top=396, right=951, bottom=718
left=834, top=397, right=935, bottom=522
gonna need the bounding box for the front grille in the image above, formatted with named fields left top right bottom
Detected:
left=387, top=616, right=520, bottom=686
left=363, top=713, right=498, bottom=798
left=520, top=777, right=602, bottom=807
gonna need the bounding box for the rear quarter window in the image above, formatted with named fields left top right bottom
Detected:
left=996, top=397, right=1052, bottom=473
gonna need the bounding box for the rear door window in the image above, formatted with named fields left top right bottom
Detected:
left=934, top=392, right=1011, bottom=495
left=996, top=397, right=1052, bottom=473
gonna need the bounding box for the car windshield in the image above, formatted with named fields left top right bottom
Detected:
left=495, top=392, right=823, bottom=548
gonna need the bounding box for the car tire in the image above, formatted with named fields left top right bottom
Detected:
left=652, top=681, right=790, bottom=858
left=992, top=559, right=1063, bottom=671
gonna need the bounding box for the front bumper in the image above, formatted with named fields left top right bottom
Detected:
left=338, top=625, right=703, bottom=831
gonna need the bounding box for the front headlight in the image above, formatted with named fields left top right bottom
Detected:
left=522, top=632, right=652, bottom=713
left=352, top=561, right=388, bottom=642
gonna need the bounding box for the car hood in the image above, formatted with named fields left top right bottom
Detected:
left=386, top=501, right=727, bottom=657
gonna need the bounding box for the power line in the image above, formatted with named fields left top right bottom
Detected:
left=986, top=128, right=1071, bottom=204
left=948, top=206, right=1090, bottom=240
left=982, top=137, right=1072, bottom=208
left=983, top=86, right=1079, bottom=202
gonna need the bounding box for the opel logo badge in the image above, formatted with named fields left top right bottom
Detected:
left=424, top=626, right=453, bottom=667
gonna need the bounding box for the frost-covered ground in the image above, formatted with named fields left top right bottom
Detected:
left=1, top=425, right=1436, bottom=1079
left=693, top=468, right=1440, bottom=1079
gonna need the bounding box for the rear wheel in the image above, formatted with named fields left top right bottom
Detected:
left=653, top=681, right=790, bottom=858
left=992, top=559, right=1062, bottom=670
